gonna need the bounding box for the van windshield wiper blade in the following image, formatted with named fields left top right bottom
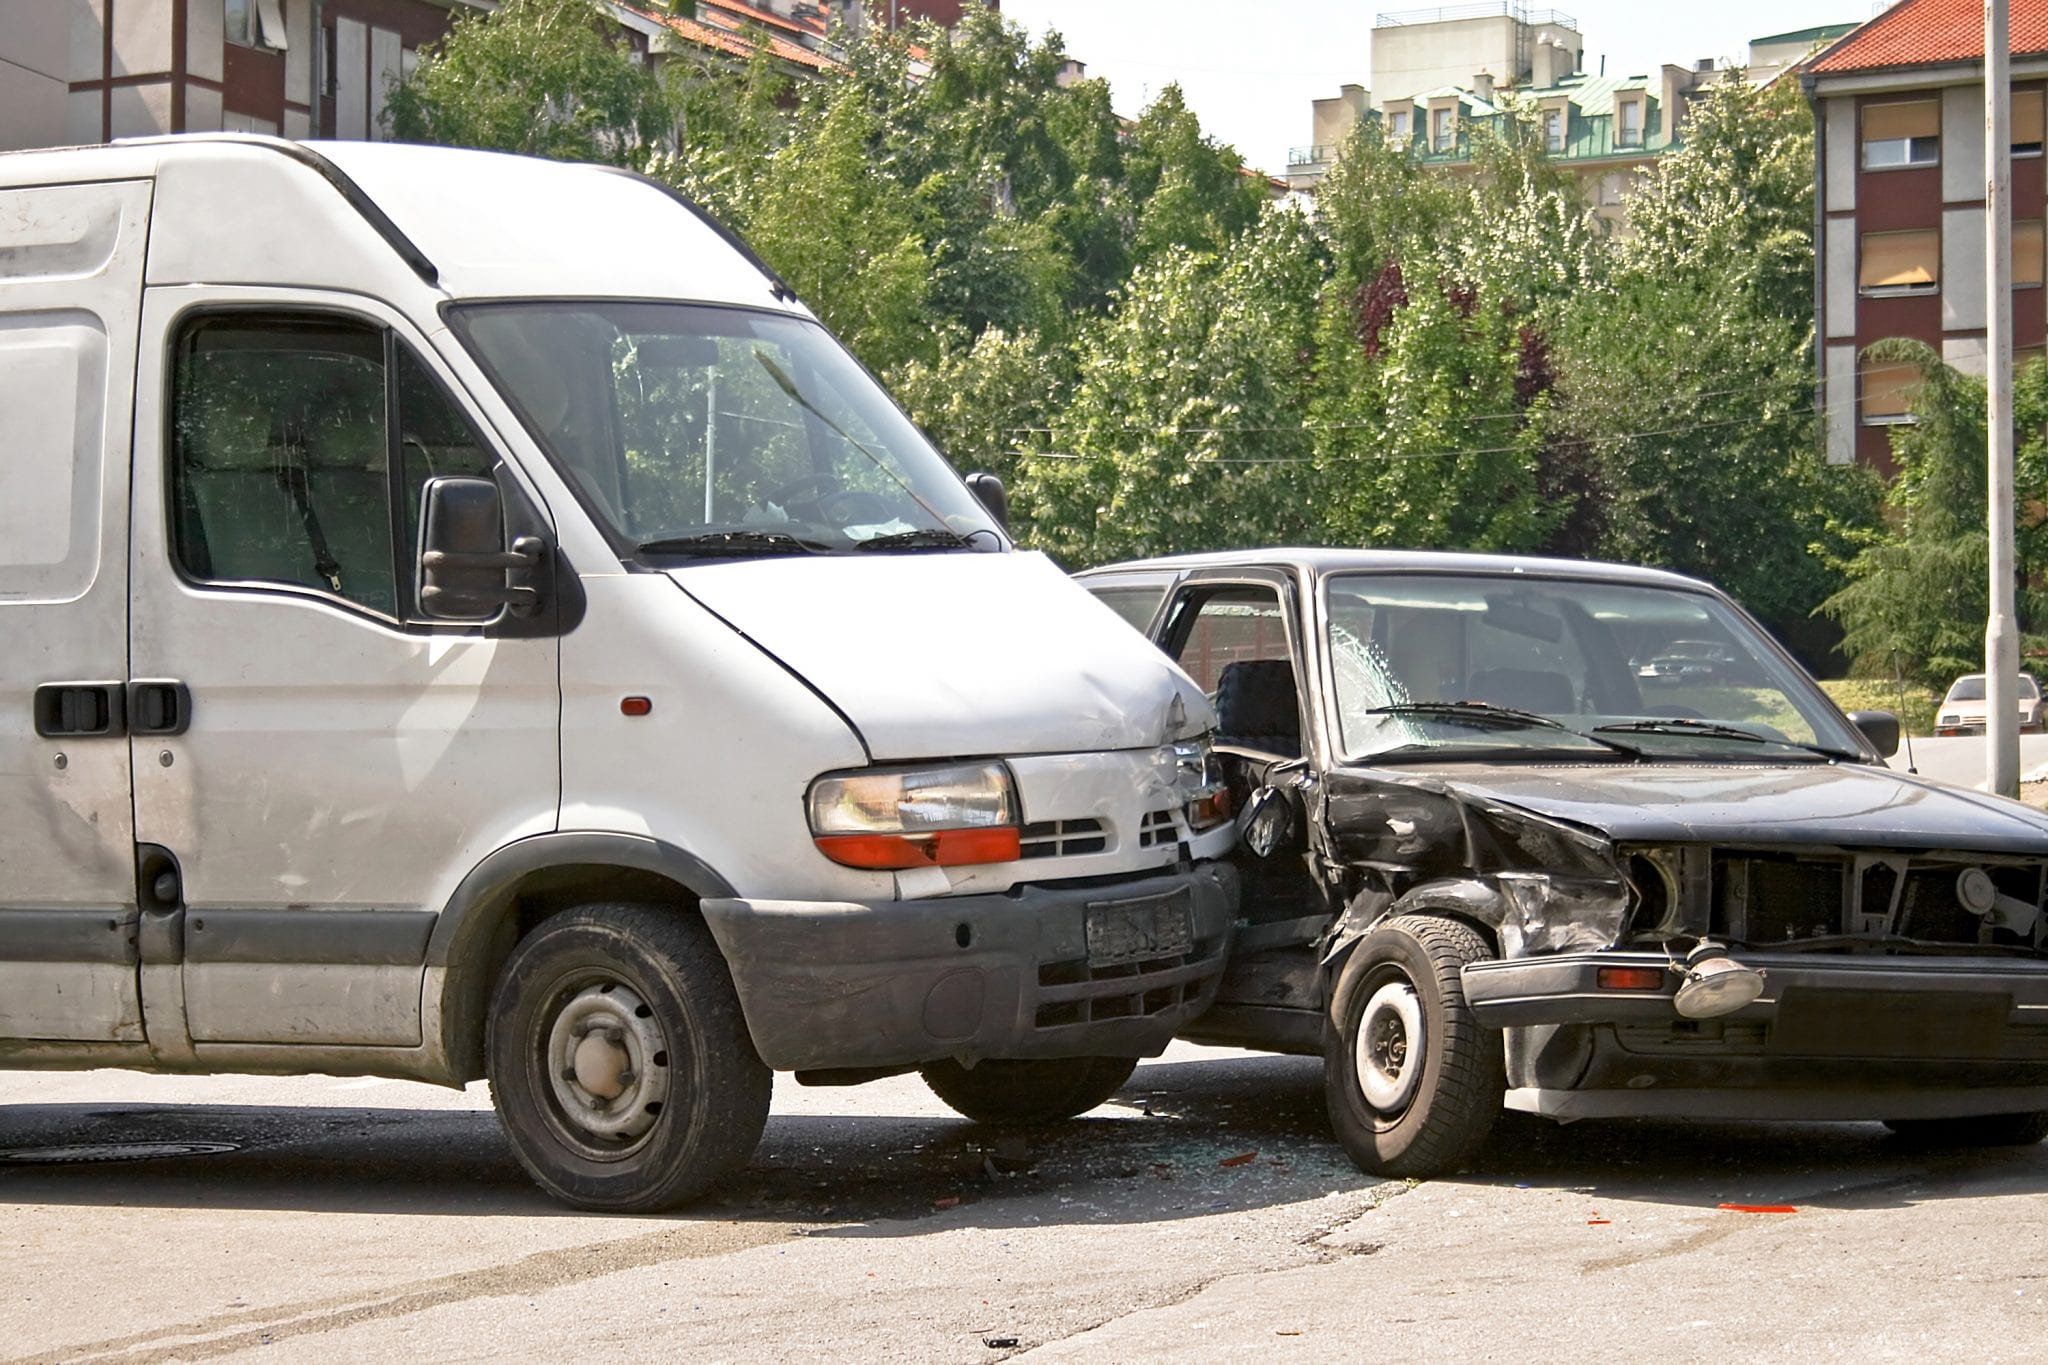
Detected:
left=635, top=529, right=829, bottom=557
left=855, top=528, right=972, bottom=552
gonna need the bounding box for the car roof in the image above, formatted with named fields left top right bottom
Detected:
left=1076, top=546, right=1719, bottom=593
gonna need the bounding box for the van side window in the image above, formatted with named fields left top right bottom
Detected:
left=172, top=318, right=395, bottom=614
left=171, top=316, right=496, bottom=622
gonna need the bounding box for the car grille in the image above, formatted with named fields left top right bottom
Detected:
left=1032, top=933, right=1228, bottom=1031
left=1136, top=808, right=1177, bottom=848
left=1018, top=818, right=1108, bottom=860
left=1708, top=850, right=2045, bottom=948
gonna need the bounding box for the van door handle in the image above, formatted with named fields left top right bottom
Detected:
left=130, top=681, right=192, bottom=737
left=32, top=682, right=126, bottom=738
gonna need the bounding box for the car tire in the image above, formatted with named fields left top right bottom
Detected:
left=920, top=1056, right=1139, bottom=1125
left=486, top=903, right=771, bottom=1212
left=1325, top=915, right=1503, bottom=1179
left=1881, top=1111, right=2048, bottom=1148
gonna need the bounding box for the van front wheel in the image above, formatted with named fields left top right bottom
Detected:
left=486, top=903, right=771, bottom=1212
left=920, top=1056, right=1138, bottom=1125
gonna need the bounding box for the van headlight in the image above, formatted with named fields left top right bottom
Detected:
left=1173, top=737, right=1231, bottom=832
left=808, top=762, right=1019, bottom=869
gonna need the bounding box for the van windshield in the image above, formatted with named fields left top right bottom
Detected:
left=450, top=302, right=1000, bottom=555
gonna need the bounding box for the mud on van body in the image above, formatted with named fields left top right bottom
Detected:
left=0, top=136, right=1236, bottom=1211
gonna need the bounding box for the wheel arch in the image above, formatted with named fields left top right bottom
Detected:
left=428, top=833, right=736, bottom=1082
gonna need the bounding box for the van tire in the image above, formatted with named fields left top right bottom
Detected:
left=920, top=1056, right=1139, bottom=1125
left=486, top=903, right=771, bottom=1212
left=1324, top=915, right=1503, bottom=1179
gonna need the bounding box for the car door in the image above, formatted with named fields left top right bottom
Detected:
left=0, top=178, right=151, bottom=1044
left=127, top=288, right=562, bottom=1050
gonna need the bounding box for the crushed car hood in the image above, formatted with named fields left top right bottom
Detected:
left=1408, top=760, right=2048, bottom=854
left=667, top=551, right=1213, bottom=760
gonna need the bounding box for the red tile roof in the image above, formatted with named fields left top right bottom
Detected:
left=1809, top=0, right=2048, bottom=75
left=618, top=2, right=839, bottom=72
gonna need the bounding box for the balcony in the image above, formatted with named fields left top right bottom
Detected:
left=1288, top=144, right=1337, bottom=174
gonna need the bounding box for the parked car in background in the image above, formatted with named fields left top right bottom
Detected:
left=1079, top=549, right=2048, bottom=1178
left=1936, top=673, right=2045, bottom=736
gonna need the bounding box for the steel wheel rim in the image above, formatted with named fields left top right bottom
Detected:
left=540, top=979, right=673, bottom=1155
left=1356, top=978, right=1425, bottom=1114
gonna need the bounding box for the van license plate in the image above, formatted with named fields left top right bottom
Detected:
left=1085, top=891, right=1195, bottom=966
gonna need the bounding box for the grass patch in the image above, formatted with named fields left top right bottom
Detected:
left=1818, top=678, right=1941, bottom=737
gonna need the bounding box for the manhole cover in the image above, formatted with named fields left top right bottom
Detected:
left=0, top=1141, right=239, bottom=1165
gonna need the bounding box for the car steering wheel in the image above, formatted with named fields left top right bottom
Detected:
left=766, top=473, right=891, bottom=526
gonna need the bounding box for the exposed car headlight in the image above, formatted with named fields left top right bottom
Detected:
left=808, top=762, right=1019, bottom=869
left=1171, top=736, right=1232, bottom=832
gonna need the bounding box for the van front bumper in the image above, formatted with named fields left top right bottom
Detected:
left=1465, top=950, right=2048, bottom=1120
left=701, top=863, right=1237, bottom=1072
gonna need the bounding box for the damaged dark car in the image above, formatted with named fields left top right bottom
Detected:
left=1078, top=550, right=2048, bottom=1177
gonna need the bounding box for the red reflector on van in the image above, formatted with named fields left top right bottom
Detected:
left=815, top=828, right=1022, bottom=870
left=620, top=696, right=653, bottom=717
left=1597, top=966, right=1665, bottom=991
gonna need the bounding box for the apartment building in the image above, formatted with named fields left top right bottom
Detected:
left=1290, top=4, right=1854, bottom=232
left=0, top=0, right=990, bottom=154
left=1807, top=0, right=2048, bottom=468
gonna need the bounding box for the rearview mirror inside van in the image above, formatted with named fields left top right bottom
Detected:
left=418, top=476, right=542, bottom=621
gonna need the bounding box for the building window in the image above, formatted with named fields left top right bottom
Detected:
left=2019, top=219, right=2045, bottom=288
left=2017, top=89, right=2044, bottom=158
left=225, top=0, right=289, bottom=52
left=1597, top=172, right=1626, bottom=206
left=1616, top=99, right=1642, bottom=148
left=1543, top=108, right=1565, bottom=153
left=1859, top=229, right=1939, bottom=295
left=1388, top=110, right=1409, bottom=143
left=1432, top=106, right=1454, bottom=152
left=1863, top=101, right=1938, bottom=170
left=1861, top=360, right=1919, bottom=426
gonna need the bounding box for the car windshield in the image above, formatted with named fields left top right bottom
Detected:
left=1945, top=675, right=2040, bottom=702
left=1324, top=572, right=1866, bottom=761
left=450, top=302, right=1000, bottom=554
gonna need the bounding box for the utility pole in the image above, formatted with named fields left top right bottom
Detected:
left=1988, top=0, right=2021, bottom=798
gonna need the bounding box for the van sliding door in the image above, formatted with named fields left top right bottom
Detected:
left=0, top=181, right=153, bottom=1045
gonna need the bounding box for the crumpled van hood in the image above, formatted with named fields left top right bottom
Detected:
left=668, top=551, right=1212, bottom=760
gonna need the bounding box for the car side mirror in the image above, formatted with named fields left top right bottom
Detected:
left=418, top=476, right=543, bottom=621
left=1847, top=709, right=1901, bottom=758
left=1236, top=786, right=1294, bottom=859
left=966, top=472, right=1009, bottom=532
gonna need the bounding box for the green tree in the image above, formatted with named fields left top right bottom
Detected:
left=1552, top=77, right=1879, bottom=653
left=384, top=0, right=677, bottom=165
left=1822, top=341, right=2048, bottom=683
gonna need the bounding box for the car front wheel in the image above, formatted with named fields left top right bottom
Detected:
left=486, top=903, right=771, bottom=1212
left=1324, top=915, right=1503, bottom=1178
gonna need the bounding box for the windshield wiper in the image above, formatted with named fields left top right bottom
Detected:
left=1592, top=718, right=1859, bottom=761
left=1366, top=701, right=1646, bottom=756
left=855, top=528, right=972, bottom=552
left=635, top=529, right=829, bottom=557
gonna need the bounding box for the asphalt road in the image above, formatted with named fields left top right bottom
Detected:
left=1887, top=732, right=2048, bottom=790
left=2, top=1046, right=2046, bottom=1361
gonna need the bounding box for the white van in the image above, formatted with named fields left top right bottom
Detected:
left=0, top=136, right=1237, bottom=1211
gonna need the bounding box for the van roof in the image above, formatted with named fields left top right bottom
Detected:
left=0, top=136, right=802, bottom=313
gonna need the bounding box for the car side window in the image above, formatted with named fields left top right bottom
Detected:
left=1088, top=585, right=1168, bottom=634
left=1166, top=587, right=1290, bottom=692
left=171, top=315, right=497, bottom=622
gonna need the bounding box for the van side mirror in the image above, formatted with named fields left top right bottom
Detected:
left=966, top=472, right=1009, bottom=532
left=1847, top=709, right=1901, bottom=758
left=418, top=476, right=543, bottom=621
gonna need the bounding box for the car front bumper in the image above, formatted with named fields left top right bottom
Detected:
left=701, top=863, right=1238, bottom=1071
left=1464, top=949, right=2048, bottom=1121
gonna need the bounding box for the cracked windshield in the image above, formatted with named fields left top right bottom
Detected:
left=452, top=302, right=999, bottom=554
left=1325, top=573, right=1863, bottom=761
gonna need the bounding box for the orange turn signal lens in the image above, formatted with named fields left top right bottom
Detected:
left=1188, top=789, right=1232, bottom=831
left=1597, top=966, right=1666, bottom=991
left=814, top=827, right=1022, bottom=870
